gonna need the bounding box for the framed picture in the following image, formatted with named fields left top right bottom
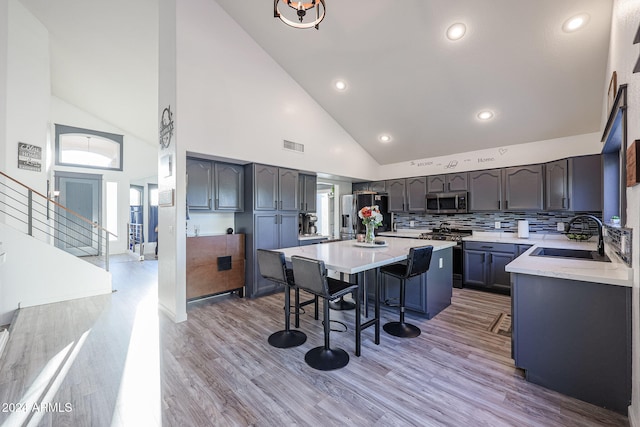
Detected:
left=607, top=71, right=617, bottom=117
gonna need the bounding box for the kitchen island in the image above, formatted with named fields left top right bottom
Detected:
left=506, top=241, right=632, bottom=414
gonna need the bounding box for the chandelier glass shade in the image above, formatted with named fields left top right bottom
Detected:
left=274, top=0, right=326, bottom=30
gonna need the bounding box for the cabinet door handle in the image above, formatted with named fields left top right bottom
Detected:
left=482, top=253, right=486, bottom=262
left=481, top=245, right=493, bottom=249
left=562, top=197, right=566, bottom=208
left=305, top=202, right=308, bottom=211
left=215, top=198, right=219, bottom=209
left=280, top=200, right=283, bottom=210
left=488, top=253, right=493, bottom=264
left=498, top=200, right=501, bottom=209
left=505, top=200, right=509, bottom=209
left=275, top=200, right=278, bottom=209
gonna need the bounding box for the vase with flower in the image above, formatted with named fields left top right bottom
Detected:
left=358, top=205, right=383, bottom=244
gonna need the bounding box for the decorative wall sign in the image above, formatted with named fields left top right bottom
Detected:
left=158, top=189, right=175, bottom=207
left=17, top=142, right=42, bottom=172
left=159, top=105, right=174, bottom=150
left=607, top=71, right=618, bottom=116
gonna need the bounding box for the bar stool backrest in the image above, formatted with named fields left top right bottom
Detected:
left=291, top=256, right=329, bottom=298
left=405, top=245, right=434, bottom=279
left=257, top=249, right=289, bottom=285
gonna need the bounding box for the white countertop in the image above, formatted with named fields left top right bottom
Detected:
left=378, top=228, right=431, bottom=239
left=504, top=239, right=632, bottom=287
left=277, top=237, right=455, bottom=275
left=298, top=234, right=331, bottom=241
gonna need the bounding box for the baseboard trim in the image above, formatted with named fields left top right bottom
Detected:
left=630, top=405, right=639, bottom=427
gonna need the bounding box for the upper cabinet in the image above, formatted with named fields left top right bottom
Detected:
left=253, top=164, right=299, bottom=211
left=370, top=181, right=387, bottom=193
left=545, top=154, right=602, bottom=211
left=387, top=179, right=407, bottom=212
left=214, top=163, right=244, bottom=211
left=427, top=173, right=468, bottom=193
left=299, top=174, right=317, bottom=213
left=187, top=158, right=244, bottom=212
left=469, top=169, right=503, bottom=211
left=503, top=165, right=544, bottom=211
left=352, top=182, right=369, bottom=192
left=406, top=176, right=427, bottom=212
left=186, top=158, right=212, bottom=210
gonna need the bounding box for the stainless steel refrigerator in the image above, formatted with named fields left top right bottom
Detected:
left=340, top=192, right=391, bottom=240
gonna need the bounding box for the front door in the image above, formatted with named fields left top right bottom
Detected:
left=55, top=172, right=102, bottom=256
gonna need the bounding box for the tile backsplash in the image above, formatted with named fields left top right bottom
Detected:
left=394, top=211, right=603, bottom=234
left=604, top=226, right=632, bottom=267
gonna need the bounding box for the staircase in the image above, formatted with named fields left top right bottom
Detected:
left=0, top=170, right=114, bottom=326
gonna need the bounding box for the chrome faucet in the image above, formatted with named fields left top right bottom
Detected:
left=565, top=214, right=604, bottom=256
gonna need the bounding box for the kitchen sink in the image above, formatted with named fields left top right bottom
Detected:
left=530, top=247, right=610, bottom=262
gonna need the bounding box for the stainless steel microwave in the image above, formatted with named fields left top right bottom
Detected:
left=426, top=192, right=468, bottom=214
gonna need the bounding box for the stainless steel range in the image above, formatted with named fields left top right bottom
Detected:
left=418, top=224, right=471, bottom=288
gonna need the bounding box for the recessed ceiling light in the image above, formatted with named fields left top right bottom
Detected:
left=477, top=110, right=494, bottom=121
left=562, top=13, right=590, bottom=33
left=379, top=134, right=392, bottom=143
left=334, top=80, right=347, bottom=91
left=446, top=23, right=467, bottom=41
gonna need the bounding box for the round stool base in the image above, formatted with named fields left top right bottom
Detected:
left=329, top=297, right=355, bottom=311
left=305, top=347, right=349, bottom=371
left=383, top=321, right=421, bottom=338
left=268, top=330, right=307, bottom=348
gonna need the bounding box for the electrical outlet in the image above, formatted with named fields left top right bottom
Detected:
left=410, top=220, right=415, bottom=227
left=557, top=222, right=565, bottom=232
left=439, top=258, right=443, bottom=268
left=494, top=221, right=501, bottom=229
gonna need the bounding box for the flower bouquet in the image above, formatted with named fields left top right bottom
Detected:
left=358, top=205, right=383, bottom=243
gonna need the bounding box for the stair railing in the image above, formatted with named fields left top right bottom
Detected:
left=0, top=171, right=117, bottom=271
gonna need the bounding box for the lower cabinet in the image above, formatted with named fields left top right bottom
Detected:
left=236, top=212, right=298, bottom=298
left=380, top=247, right=453, bottom=318
left=512, top=273, right=631, bottom=414
left=463, top=241, right=515, bottom=293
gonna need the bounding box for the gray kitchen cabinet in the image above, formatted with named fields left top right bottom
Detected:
left=512, top=273, right=631, bottom=413
left=387, top=179, right=407, bottom=212
left=238, top=212, right=299, bottom=298
left=469, top=169, right=503, bottom=211
left=370, top=181, right=387, bottom=193
left=214, top=162, right=244, bottom=211
left=504, top=165, right=544, bottom=211
left=382, top=247, right=453, bottom=318
left=299, top=174, right=317, bottom=213
left=253, top=164, right=298, bottom=211
left=427, top=173, right=468, bottom=193
left=516, top=244, right=533, bottom=256
left=406, top=176, right=427, bottom=212
left=352, top=182, right=369, bottom=192
left=278, top=168, right=299, bottom=211
left=546, top=154, right=602, bottom=211
left=545, top=159, right=569, bottom=210
left=463, top=241, right=515, bottom=293
left=186, top=158, right=212, bottom=210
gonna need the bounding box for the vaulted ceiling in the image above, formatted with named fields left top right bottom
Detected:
left=19, top=0, right=612, bottom=165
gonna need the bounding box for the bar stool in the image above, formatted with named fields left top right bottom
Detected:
left=380, top=245, right=433, bottom=338
left=257, top=249, right=307, bottom=348
left=291, top=255, right=360, bottom=371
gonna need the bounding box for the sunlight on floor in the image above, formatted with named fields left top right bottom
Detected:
left=4, top=330, right=90, bottom=427
left=111, top=294, right=161, bottom=426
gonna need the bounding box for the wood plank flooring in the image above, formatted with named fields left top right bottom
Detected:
left=0, top=256, right=629, bottom=426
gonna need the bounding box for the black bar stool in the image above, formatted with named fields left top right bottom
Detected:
left=291, top=255, right=360, bottom=371
left=380, top=245, right=433, bottom=338
left=257, top=249, right=307, bottom=348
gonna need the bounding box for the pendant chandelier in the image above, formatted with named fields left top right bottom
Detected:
left=274, top=0, right=326, bottom=30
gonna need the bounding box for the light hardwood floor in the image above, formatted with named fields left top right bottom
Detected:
left=0, top=255, right=629, bottom=426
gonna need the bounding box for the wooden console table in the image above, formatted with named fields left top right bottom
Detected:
left=186, top=233, right=245, bottom=300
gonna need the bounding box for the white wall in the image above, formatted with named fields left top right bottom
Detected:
left=0, top=2, right=7, bottom=172
left=175, top=0, right=379, bottom=181
left=0, top=222, right=111, bottom=325
left=378, top=132, right=602, bottom=179
left=2, top=0, right=50, bottom=193
left=607, top=0, right=640, bottom=423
